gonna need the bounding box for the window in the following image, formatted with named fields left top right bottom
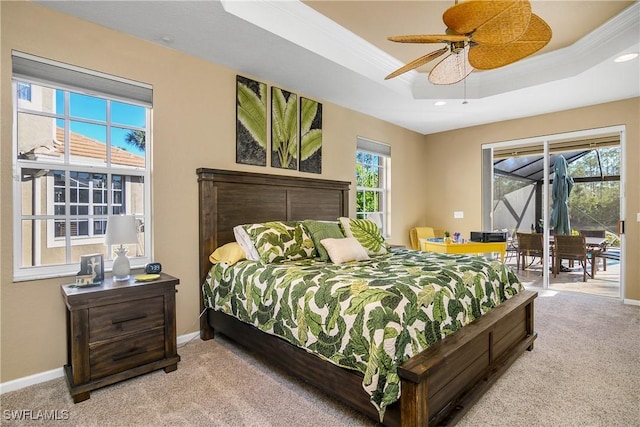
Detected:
left=355, top=137, right=391, bottom=236
left=17, top=82, right=31, bottom=101
left=12, top=52, right=152, bottom=281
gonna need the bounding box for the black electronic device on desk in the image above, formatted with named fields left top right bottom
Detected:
left=470, top=231, right=507, bottom=243
left=145, top=262, right=162, bottom=274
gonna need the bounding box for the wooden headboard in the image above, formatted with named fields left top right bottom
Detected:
left=197, top=169, right=350, bottom=330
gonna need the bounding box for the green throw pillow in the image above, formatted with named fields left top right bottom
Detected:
left=243, top=221, right=316, bottom=263
left=338, top=217, right=388, bottom=256
left=303, top=220, right=345, bottom=261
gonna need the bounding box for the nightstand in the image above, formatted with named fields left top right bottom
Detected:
left=61, top=273, right=180, bottom=403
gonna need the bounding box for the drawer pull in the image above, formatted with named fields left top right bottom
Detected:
left=112, top=347, right=147, bottom=362
left=111, top=314, right=147, bottom=324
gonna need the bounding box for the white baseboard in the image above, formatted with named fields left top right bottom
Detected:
left=0, top=367, right=64, bottom=395
left=623, top=298, right=640, bottom=306
left=0, top=331, right=201, bottom=395
left=177, top=331, right=200, bottom=346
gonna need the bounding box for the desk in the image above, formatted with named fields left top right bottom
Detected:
left=421, top=240, right=507, bottom=262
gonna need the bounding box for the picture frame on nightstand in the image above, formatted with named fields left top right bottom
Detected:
left=77, top=254, right=104, bottom=285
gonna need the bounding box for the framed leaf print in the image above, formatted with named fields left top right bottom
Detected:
left=271, top=87, right=297, bottom=170
left=299, top=97, right=322, bottom=174
left=236, top=76, right=267, bottom=166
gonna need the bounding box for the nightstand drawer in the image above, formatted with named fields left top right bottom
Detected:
left=89, top=296, right=165, bottom=342
left=90, top=328, right=165, bottom=380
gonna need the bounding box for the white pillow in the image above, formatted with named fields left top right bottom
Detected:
left=320, top=237, right=370, bottom=265
left=233, top=225, right=260, bottom=261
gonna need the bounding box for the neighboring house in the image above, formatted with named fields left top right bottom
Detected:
left=19, top=126, right=144, bottom=267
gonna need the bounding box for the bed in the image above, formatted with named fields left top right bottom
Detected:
left=197, top=168, right=537, bottom=427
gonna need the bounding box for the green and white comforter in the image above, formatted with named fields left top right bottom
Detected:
left=203, top=248, right=522, bottom=420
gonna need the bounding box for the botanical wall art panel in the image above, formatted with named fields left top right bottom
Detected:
left=271, top=87, right=297, bottom=170
left=236, top=75, right=267, bottom=166
left=299, top=97, right=322, bottom=174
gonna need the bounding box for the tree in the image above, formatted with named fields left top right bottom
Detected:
left=566, top=148, right=620, bottom=233
left=356, top=155, right=381, bottom=216
left=125, top=130, right=145, bottom=151
left=493, top=147, right=621, bottom=234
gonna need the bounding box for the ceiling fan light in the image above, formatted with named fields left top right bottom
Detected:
left=434, top=101, right=447, bottom=106
left=429, top=45, right=473, bottom=85
left=614, top=53, right=638, bottom=63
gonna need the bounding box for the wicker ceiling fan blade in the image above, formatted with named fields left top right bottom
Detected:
left=444, top=0, right=532, bottom=45
left=428, top=45, right=474, bottom=85
left=388, top=34, right=468, bottom=44
left=472, top=0, right=533, bottom=44
left=468, top=14, right=551, bottom=70
left=387, top=34, right=469, bottom=43
left=385, top=48, right=448, bottom=80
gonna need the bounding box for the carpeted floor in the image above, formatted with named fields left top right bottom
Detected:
left=2, top=286, right=639, bottom=426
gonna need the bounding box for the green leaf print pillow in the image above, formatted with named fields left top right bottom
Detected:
left=243, top=221, right=316, bottom=263
left=338, top=217, right=388, bottom=256
left=302, top=220, right=345, bottom=261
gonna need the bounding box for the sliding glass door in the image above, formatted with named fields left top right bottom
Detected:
left=485, top=140, right=549, bottom=287
left=482, top=126, right=625, bottom=298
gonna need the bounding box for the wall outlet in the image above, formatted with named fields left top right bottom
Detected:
left=454, top=211, right=464, bottom=219
left=637, top=212, right=640, bottom=222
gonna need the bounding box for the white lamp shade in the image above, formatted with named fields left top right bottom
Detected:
left=105, top=215, right=137, bottom=246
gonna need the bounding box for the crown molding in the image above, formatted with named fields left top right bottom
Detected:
left=220, top=0, right=415, bottom=97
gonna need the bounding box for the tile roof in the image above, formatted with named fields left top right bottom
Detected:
left=20, top=128, right=145, bottom=168
left=54, top=127, right=146, bottom=168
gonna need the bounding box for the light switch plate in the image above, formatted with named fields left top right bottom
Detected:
left=637, top=212, right=640, bottom=222
left=454, top=211, right=464, bottom=219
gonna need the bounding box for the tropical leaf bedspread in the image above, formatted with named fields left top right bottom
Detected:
left=203, top=248, right=523, bottom=420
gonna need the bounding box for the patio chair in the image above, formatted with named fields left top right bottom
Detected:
left=579, top=230, right=607, bottom=273
left=409, top=227, right=444, bottom=250
left=515, top=232, right=544, bottom=273
left=598, top=248, right=620, bottom=271
left=553, top=234, right=589, bottom=282
left=498, top=229, right=518, bottom=264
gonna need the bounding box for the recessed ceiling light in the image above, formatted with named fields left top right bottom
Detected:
left=160, top=35, right=174, bottom=44
left=434, top=101, right=447, bottom=106
left=614, top=53, right=638, bottom=63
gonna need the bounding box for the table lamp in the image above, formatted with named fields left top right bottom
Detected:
left=105, top=215, right=137, bottom=281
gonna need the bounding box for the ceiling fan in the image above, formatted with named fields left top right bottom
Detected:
left=385, top=0, right=552, bottom=85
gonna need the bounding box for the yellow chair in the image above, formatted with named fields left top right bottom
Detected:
left=409, top=227, right=445, bottom=250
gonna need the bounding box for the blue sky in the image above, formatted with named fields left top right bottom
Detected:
left=56, top=91, right=146, bottom=156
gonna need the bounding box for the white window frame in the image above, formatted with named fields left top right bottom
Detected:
left=12, top=52, right=153, bottom=281
left=356, top=136, right=391, bottom=238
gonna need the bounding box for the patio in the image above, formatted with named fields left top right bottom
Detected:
left=492, top=142, right=622, bottom=300
left=504, top=256, right=621, bottom=299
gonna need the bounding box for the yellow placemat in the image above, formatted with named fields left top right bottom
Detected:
left=134, top=274, right=160, bottom=282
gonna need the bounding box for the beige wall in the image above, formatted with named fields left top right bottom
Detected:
left=0, top=2, right=427, bottom=382
left=423, top=98, right=640, bottom=301
left=1, top=2, right=638, bottom=385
